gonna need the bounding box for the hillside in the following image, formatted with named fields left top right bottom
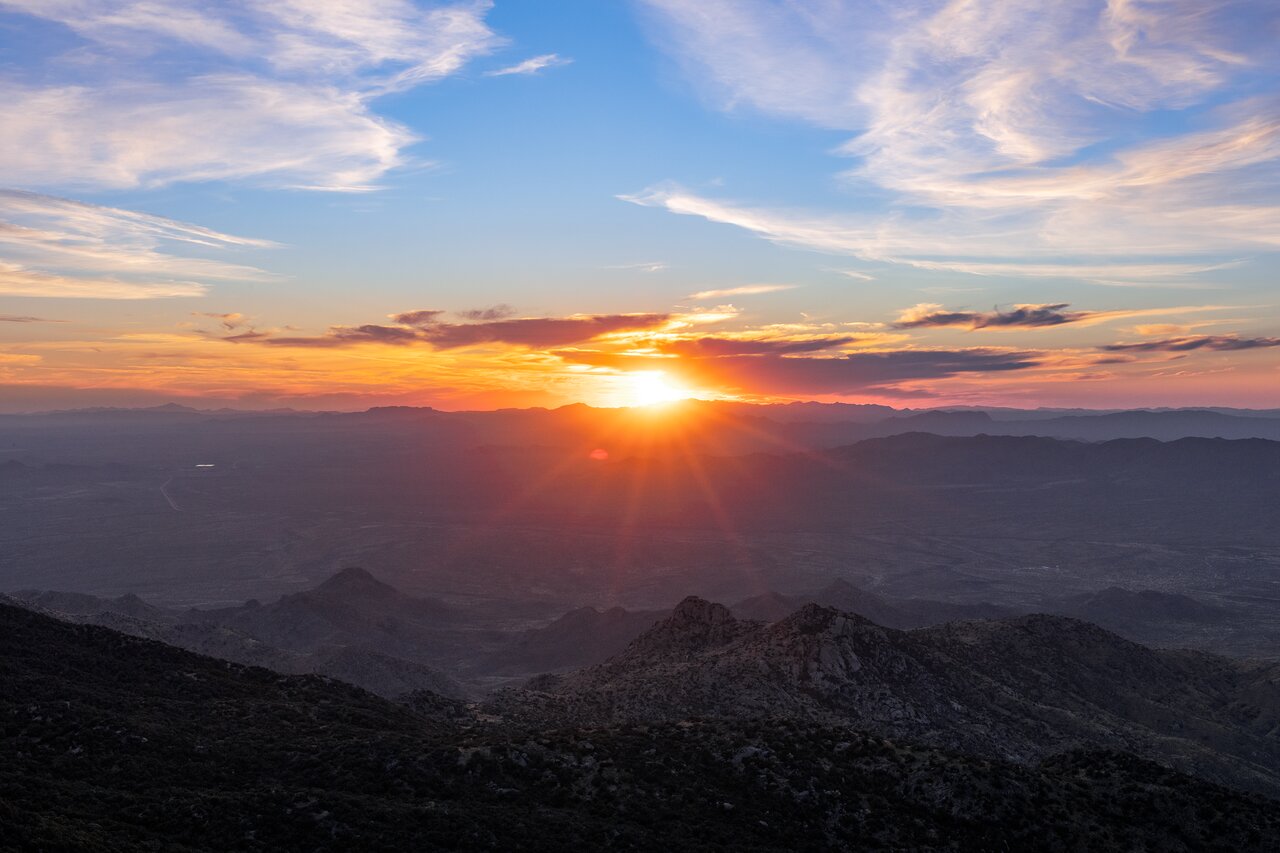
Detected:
left=7, top=569, right=467, bottom=699
left=493, top=598, right=1280, bottom=797
left=3, top=601, right=1279, bottom=851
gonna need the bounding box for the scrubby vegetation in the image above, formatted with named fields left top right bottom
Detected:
left=2, top=603, right=1277, bottom=851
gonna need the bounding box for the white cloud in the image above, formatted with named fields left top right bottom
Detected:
left=889, top=260, right=1244, bottom=281
left=0, top=77, right=416, bottom=192
left=0, top=0, right=502, bottom=190
left=635, top=0, right=1280, bottom=283
left=605, top=261, right=667, bottom=273
left=637, top=0, right=882, bottom=127
left=0, top=263, right=206, bottom=299
left=623, top=183, right=1260, bottom=286
left=0, top=1, right=503, bottom=297
left=486, top=53, right=572, bottom=77
left=0, top=191, right=275, bottom=298
left=827, top=268, right=875, bottom=282
left=688, top=283, right=796, bottom=299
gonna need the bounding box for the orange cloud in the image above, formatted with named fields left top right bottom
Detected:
left=4, top=298, right=1275, bottom=412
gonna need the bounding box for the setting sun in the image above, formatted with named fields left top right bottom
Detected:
left=623, top=371, right=692, bottom=407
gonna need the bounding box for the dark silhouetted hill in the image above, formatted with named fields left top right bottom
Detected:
left=5, top=600, right=1279, bottom=851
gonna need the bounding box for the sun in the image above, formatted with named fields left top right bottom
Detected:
left=623, top=370, right=692, bottom=407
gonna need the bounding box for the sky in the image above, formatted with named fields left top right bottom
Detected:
left=0, top=0, right=1277, bottom=412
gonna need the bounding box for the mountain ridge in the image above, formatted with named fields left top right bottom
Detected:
left=492, top=596, right=1280, bottom=798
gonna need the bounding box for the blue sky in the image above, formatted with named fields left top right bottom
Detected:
left=0, top=1, right=1277, bottom=410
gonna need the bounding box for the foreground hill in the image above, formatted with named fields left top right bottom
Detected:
left=493, top=598, right=1280, bottom=798
left=4, top=601, right=1279, bottom=851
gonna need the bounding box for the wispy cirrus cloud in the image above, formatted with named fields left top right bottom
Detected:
left=633, top=0, right=1280, bottom=284
left=0, top=2, right=507, bottom=298
left=605, top=261, right=668, bottom=273
left=0, top=76, right=419, bottom=194
left=0, top=0, right=502, bottom=191
left=0, top=263, right=206, bottom=299
left=886, top=259, right=1245, bottom=281
left=688, top=283, right=796, bottom=300
left=828, top=269, right=875, bottom=282
left=0, top=190, right=275, bottom=298
left=623, top=183, right=1263, bottom=285
left=486, top=53, right=571, bottom=77
left=0, top=191, right=276, bottom=254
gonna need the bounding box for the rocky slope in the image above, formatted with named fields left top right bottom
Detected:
left=491, top=597, right=1280, bottom=798
left=3, top=600, right=1278, bottom=852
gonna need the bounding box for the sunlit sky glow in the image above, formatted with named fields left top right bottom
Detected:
left=0, top=0, right=1277, bottom=411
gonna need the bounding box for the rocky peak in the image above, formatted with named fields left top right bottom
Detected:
left=614, top=596, right=754, bottom=663
left=775, top=603, right=878, bottom=637
left=670, top=596, right=733, bottom=626
left=309, top=567, right=399, bottom=601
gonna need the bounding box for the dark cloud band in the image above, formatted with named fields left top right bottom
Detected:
left=895, top=303, right=1090, bottom=330
left=1102, top=335, right=1280, bottom=353
left=225, top=312, right=672, bottom=350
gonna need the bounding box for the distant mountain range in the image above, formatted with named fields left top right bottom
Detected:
left=6, top=403, right=1280, bottom=469
left=4, top=599, right=1278, bottom=850
left=1046, top=586, right=1229, bottom=626
left=6, top=408, right=1280, bottom=618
